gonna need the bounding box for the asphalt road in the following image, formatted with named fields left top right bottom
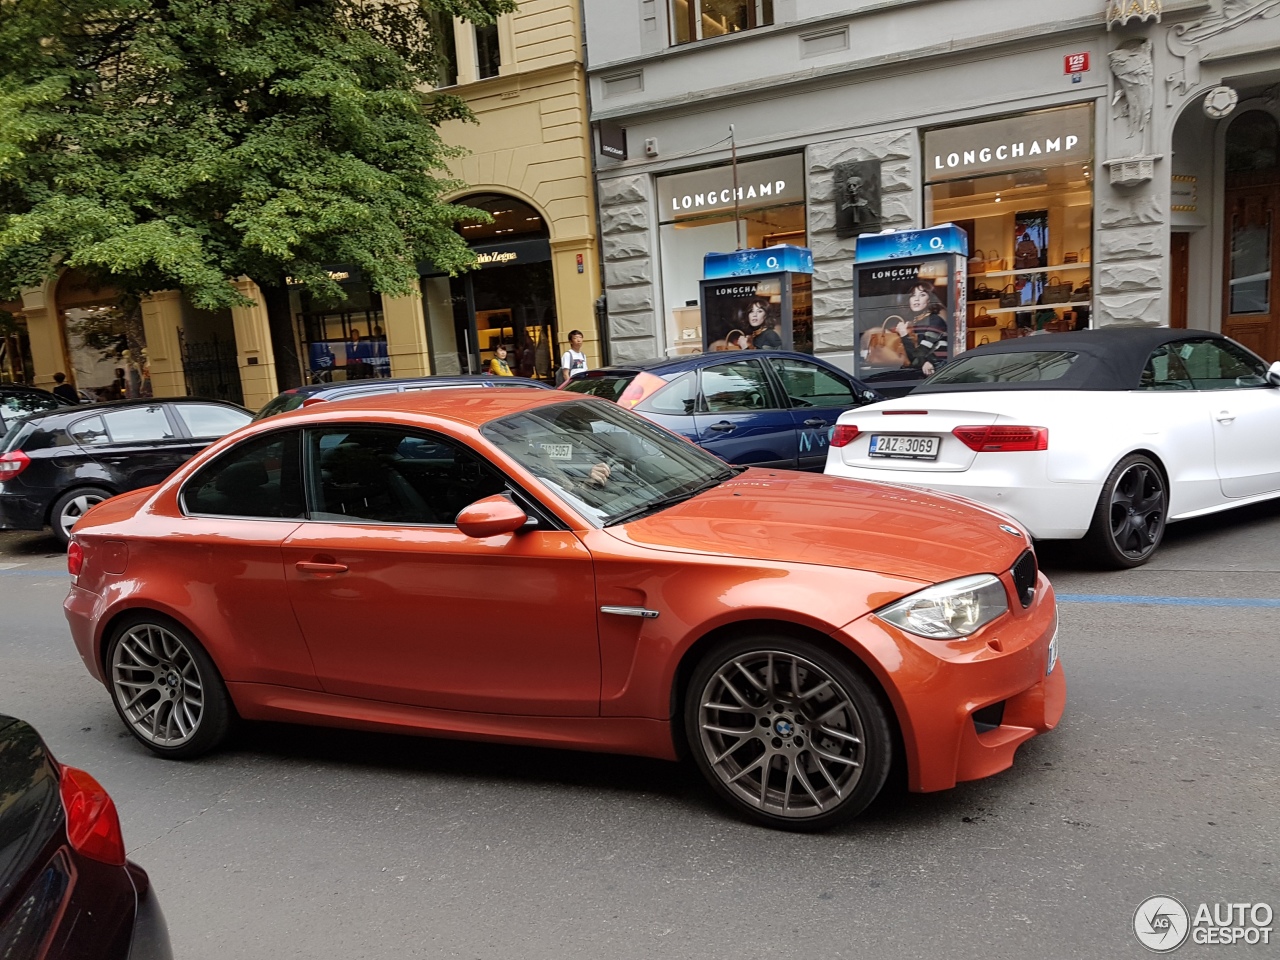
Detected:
left=2, top=505, right=1278, bottom=960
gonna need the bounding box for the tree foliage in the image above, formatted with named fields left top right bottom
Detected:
left=0, top=0, right=515, bottom=308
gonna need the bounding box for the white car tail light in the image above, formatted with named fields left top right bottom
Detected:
left=953, top=425, right=1048, bottom=452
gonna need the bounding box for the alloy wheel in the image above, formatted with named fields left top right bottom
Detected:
left=58, top=492, right=106, bottom=540
left=696, top=649, right=868, bottom=820
left=1107, top=461, right=1166, bottom=561
left=110, top=622, right=206, bottom=747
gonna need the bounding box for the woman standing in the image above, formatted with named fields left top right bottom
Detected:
left=894, top=282, right=949, bottom=377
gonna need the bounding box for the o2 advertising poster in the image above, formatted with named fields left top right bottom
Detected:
left=854, top=259, right=953, bottom=380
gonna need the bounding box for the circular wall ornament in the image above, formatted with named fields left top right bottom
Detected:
left=1203, top=86, right=1239, bottom=119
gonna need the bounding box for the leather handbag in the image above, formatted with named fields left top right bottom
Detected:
left=970, top=306, right=997, bottom=327
left=985, top=251, right=1006, bottom=273
left=1000, top=327, right=1032, bottom=340
left=998, top=284, right=1020, bottom=308
left=861, top=317, right=909, bottom=367
left=1042, top=277, right=1073, bottom=304
left=968, top=248, right=986, bottom=272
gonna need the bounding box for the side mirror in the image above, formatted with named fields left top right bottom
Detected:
left=455, top=495, right=530, bottom=539
left=1268, top=361, right=1280, bottom=387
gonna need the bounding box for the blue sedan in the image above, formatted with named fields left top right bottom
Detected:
left=561, top=351, right=882, bottom=470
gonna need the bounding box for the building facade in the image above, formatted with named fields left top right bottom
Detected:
left=583, top=0, right=1280, bottom=370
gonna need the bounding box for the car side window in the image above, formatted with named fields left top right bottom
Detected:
left=306, top=426, right=508, bottom=526
left=183, top=432, right=305, bottom=519
left=1139, top=346, right=1194, bottom=391
left=767, top=358, right=856, bottom=408
left=100, top=406, right=175, bottom=442
left=175, top=404, right=251, bottom=439
left=638, top=372, right=697, bottom=416
left=699, top=360, right=778, bottom=414
left=67, top=415, right=110, bottom=446
left=1176, top=339, right=1270, bottom=390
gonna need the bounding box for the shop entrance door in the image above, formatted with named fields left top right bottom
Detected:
left=1223, top=178, right=1280, bottom=362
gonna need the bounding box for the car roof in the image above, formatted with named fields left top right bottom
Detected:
left=15, top=396, right=246, bottom=425
left=266, top=386, right=587, bottom=430
left=913, top=326, right=1234, bottom=394
left=578, top=350, right=847, bottom=376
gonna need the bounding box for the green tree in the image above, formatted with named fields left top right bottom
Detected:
left=0, top=0, right=513, bottom=387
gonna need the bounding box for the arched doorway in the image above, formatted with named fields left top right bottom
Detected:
left=420, top=193, right=559, bottom=379
left=1223, top=110, right=1280, bottom=359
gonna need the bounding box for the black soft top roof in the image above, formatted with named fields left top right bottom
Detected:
left=913, top=327, right=1232, bottom=393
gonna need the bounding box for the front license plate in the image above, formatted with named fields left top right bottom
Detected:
left=868, top=434, right=940, bottom=460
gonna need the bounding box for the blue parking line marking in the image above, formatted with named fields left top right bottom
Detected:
left=1058, top=593, right=1280, bottom=608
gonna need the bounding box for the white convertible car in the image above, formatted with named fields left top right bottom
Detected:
left=825, top=328, right=1280, bottom=568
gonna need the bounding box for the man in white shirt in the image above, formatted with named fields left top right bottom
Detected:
left=560, top=329, right=587, bottom=383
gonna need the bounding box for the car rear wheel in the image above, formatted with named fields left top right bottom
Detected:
left=685, top=635, right=892, bottom=831
left=1084, top=453, right=1167, bottom=569
left=106, top=613, right=233, bottom=759
left=51, top=486, right=112, bottom=546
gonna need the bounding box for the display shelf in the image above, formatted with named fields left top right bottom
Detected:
left=975, top=300, right=1092, bottom=316
left=970, top=264, right=1091, bottom=279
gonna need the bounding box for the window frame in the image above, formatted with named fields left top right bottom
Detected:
left=179, top=429, right=306, bottom=521
left=670, top=0, right=774, bottom=46
left=766, top=357, right=857, bottom=409
left=697, top=357, right=783, bottom=414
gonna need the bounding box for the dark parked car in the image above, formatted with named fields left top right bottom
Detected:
left=0, top=397, right=252, bottom=545
left=561, top=351, right=883, bottom=470
left=0, top=384, right=73, bottom=434
left=254, top=374, right=554, bottom=420
left=0, top=714, right=172, bottom=959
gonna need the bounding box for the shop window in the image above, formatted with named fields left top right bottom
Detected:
left=475, top=21, right=501, bottom=80
left=298, top=282, right=388, bottom=384
left=670, top=0, right=773, bottom=45
left=1226, top=111, right=1279, bottom=174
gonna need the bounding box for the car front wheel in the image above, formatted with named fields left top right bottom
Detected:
left=685, top=635, right=892, bottom=831
left=1085, top=453, right=1167, bottom=569
left=105, top=613, right=233, bottom=759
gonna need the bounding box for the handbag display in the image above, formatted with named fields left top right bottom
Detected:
left=968, top=248, right=986, bottom=273
left=1000, top=326, right=1032, bottom=340
left=998, top=284, right=1020, bottom=308
left=970, top=306, right=997, bottom=327
left=861, top=317, right=909, bottom=367
left=966, top=330, right=993, bottom=350
left=970, top=280, right=998, bottom=300
left=985, top=251, right=1006, bottom=273
left=1042, top=277, right=1073, bottom=304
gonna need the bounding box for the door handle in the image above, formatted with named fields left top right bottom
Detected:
left=709, top=421, right=736, bottom=433
left=803, top=418, right=827, bottom=428
left=295, top=560, right=349, bottom=576
left=1216, top=411, right=1236, bottom=424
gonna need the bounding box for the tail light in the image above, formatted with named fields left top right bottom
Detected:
left=67, top=541, right=84, bottom=577
left=0, top=450, right=30, bottom=481
left=953, top=425, right=1048, bottom=452
left=59, top=766, right=126, bottom=865
left=830, top=425, right=861, bottom=447
left=616, top=372, right=668, bottom=409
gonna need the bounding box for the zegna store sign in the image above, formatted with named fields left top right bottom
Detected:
left=658, top=154, right=805, bottom=223
left=924, top=104, right=1093, bottom=183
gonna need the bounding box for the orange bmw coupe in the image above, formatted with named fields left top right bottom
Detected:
left=65, top=389, right=1064, bottom=831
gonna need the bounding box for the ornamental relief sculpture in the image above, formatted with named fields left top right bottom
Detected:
left=1166, top=0, right=1280, bottom=102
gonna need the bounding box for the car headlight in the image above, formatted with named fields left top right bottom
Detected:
left=875, top=574, right=1009, bottom=639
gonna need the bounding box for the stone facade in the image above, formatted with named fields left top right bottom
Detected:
left=597, top=174, right=659, bottom=360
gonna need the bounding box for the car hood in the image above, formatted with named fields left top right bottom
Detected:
left=607, top=469, right=1029, bottom=584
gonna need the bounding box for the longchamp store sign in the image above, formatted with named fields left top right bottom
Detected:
left=658, top=154, right=806, bottom=221
left=924, top=104, right=1093, bottom=182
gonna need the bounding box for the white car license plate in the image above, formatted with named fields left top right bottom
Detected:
left=868, top=434, right=940, bottom=460
left=540, top=442, right=573, bottom=460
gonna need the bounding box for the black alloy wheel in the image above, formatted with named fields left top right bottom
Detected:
left=1085, top=453, right=1168, bottom=569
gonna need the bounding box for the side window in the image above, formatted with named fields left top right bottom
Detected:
left=699, top=360, right=779, bottom=414
left=1139, top=346, right=1194, bottom=390
left=100, top=406, right=175, bottom=442
left=67, top=415, right=110, bottom=446
left=1177, top=339, right=1269, bottom=390
left=638, top=372, right=697, bottom=416
left=183, top=433, right=304, bottom=519
left=768, top=358, right=856, bottom=408
left=175, top=404, right=252, bottom=439
left=307, top=427, right=508, bottom=525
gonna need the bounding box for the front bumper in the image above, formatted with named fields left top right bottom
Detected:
left=837, top=577, right=1065, bottom=793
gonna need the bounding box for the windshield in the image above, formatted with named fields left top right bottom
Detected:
left=561, top=374, right=638, bottom=402
left=481, top=399, right=734, bottom=526
left=927, top=350, right=1079, bottom=385
left=254, top=391, right=305, bottom=421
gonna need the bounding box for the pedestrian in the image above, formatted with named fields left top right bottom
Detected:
left=488, top=343, right=514, bottom=377
left=560, top=330, right=587, bottom=384
left=51, top=372, right=80, bottom=404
